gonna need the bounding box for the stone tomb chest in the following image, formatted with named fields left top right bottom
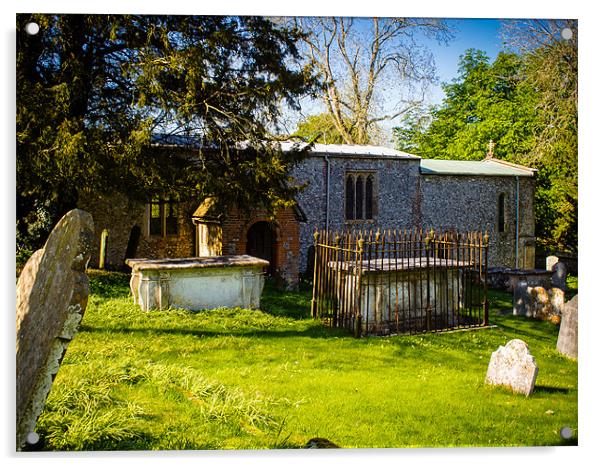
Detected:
left=330, top=257, right=480, bottom=335
left=126, top=255, right=269, bottom=311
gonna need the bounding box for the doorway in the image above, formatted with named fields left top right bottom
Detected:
left=246, top=221, right=277, bottom=276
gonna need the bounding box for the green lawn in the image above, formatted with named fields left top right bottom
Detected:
left=36, top=270, right=578, bottom=450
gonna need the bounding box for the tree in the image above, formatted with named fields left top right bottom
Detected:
left=394, top=38, right=578, bottom=252
left=294, top=17, right=451, bottom=145
left=394, top=49, right=538, bottom=162
left=502, top=20, right=578, bottom=252
left=17, top=14, right=317, bottom=252
left=292, top=113, right=352, bottom=144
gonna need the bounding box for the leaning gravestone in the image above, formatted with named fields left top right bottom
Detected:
left=557, top=294, right=578, bottom=359
left=16, top=209, right=94, bottom=450
left=485, top=339, right=538, bottom=396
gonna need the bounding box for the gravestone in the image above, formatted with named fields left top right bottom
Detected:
left=513, top=281, right=529, bottom=316
left=557, top=294, right=578, bottom=359
left=546, top=255, right=559, bottom=271
left=551, top=261, right=568, bottom=292
left=528, top=286, right=564, bottom=321
left=485, top=339, right=538, bottom=396
left=16, top=209, right=94, bottom=450
left=514, top=281, right=564, bottom=321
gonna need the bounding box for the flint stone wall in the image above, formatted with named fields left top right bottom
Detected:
left=420, top=175, right=535, bottom=269
left=291, top=155, right=422, bottom=276
left=16, top=209, right=94, bottom=449
left=293, top=158, right=536, bottom=276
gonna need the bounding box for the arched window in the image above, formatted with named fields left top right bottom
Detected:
left=498, top=193, right=506, bottom=232
left=345, top=175, right=355, bottom=220
left=365, top=175, right=374, bottom=220
left=345, top=172, right=377, bottom=221
left=355, top=176, right=364, bottom=220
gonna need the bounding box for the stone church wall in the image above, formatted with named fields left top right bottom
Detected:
left=420, top=175, right=536, bottom=268
left=292, top=155, right=422, bottom=276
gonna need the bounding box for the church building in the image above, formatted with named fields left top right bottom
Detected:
left=79, top=140, right=536, bottom=289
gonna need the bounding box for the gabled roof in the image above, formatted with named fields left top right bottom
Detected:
left=420, top=158, right=536, bottom=177
left=150, top=134, right=418, bottom=160
left=192, top=197, right=307, bottom=223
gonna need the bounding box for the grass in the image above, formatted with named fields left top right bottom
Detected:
left=36, top=271, right=578, bottom=450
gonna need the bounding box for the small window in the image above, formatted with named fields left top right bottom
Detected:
left=498, top=193, right=506, bottom=232
left=148, top=195, right=179, bottom=237
left=345, top=172, right=376, bottom=221
left=149, top=196, right=162, bottom=236
left=355, top=176, right=364, bottom=220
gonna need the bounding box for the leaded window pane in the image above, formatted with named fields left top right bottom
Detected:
left=365, top=176, right=373, bottom=220
left=345, top=176, right=355, bottom=220
left=355, top=176, right=364, bottom=220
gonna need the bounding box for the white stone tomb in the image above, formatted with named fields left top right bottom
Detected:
left=126, top=255, right=269, bottom=311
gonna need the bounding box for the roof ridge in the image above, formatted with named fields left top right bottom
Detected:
left=484, top=157, right=537, bottom=173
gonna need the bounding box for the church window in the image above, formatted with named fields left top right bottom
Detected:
left=345, top=172, right=376, bottom=221
left=497, top=193, right=506, bottom=233
left=149, top=195, right=179, bottom=237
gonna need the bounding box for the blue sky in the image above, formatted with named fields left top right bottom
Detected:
left=288, top=17, right=509, bottom=141
left=426, top=18, right=504, bottom=104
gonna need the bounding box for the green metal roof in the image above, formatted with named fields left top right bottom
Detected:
left=420, top=158, right=536, bottom=177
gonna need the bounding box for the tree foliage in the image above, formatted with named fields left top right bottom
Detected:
left=395, top=49, right=538, bottom=161
left=294, top=17, right=452, bottom=145
left=292, top=113, right=352, bottom=144
left=394, top=23, right=578, bottom=252
left=17, top=14, right=317, bottom=251
left=503, top=20, right=578, bottom=252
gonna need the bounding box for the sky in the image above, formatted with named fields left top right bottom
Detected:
left=426, top=18, right=504, bottom=104
left=284, top=17, right=509, bottom=145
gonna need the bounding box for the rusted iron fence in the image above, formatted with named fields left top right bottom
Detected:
left=311, top=228, right=490, bottom=337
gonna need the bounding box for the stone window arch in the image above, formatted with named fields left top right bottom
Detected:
left=345, top=172, right=377, bottom=221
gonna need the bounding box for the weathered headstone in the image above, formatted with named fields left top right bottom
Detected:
left=527, top=286, right=564, bottom=321
left=551, top=261, right=568, bottom=292
left=514, top=280, right=564, bottom=321
left=485, top=339, right=538, bottom=396
left=557, top=294, right=578, bottom=359
left=546, top=255, right=559, bottom=271
left=16, top=209, right=94, bottom=450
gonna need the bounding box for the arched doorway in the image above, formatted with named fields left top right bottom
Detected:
left=246, top=221, right=277, bottom=276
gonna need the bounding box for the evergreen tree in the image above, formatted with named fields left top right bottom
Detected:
left=17, top=14, right=317, bottom=252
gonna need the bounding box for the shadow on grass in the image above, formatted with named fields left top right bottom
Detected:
left=79, top=323, right=349, bottom=340
left=534, top=385, right=571, bottom=394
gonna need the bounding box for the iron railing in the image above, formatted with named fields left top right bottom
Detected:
left=311, top=228, right=489, bottom=337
